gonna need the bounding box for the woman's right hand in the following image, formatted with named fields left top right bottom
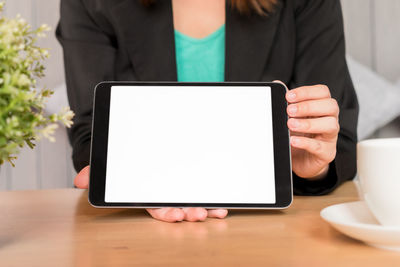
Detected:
left=75, top=166, right=228, bottom=223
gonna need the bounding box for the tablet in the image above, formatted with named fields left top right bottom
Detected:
left=89, top=82, right=292, bottom=209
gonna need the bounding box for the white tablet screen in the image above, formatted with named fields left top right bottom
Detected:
left=105, top=86, right=276, bottom=204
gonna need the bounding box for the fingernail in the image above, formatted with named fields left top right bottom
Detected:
left=287, top=92, right=296, bottom=101
left=288, top=105, right=297, bottom=115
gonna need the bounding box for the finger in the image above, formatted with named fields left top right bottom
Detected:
left=286, top=85, right=331, bottom=103
left=207, top=209, right=228, bottom=219
left=74, top=165, right=90, bottom=189
left=287, top=117, right=339, bottom=136
left=146, top=208, right=185, bottom=223
left=182, top=208, right=208, bottom=222
left=290, top=136, right=336, bottom=162
left=287, top=98, right=339, bottom=118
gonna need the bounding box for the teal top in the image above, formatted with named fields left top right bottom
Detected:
left=174, top=25, right=225, bottom=82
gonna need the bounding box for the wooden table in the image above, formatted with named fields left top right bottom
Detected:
left=0, top=182, right=399, bottom=266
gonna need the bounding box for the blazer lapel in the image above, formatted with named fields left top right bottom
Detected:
left=111, top=0, right=177, bottom=81
left=225, top=3, right=282, bottom=81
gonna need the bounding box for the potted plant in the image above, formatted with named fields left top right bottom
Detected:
left=0, top=2, right=74, bottom=166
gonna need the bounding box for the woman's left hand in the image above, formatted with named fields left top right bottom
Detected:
left=286, top=84, right=340, bottom=179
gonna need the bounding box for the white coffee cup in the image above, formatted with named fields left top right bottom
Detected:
left=357, top=138, right=400, bottom=227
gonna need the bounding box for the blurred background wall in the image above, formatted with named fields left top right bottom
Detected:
left=342, top=0, right=400, bottom=82
left=0, top=0, right=399, bottom=191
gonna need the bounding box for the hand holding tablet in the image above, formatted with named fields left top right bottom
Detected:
left=286, top=85, right=340, bottom=179
left=75, top=82, right=340, bottom=222
left=74, top=166, right=228, bottom=222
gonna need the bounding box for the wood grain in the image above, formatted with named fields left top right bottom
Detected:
left=0, top=182, right=399, bottom=267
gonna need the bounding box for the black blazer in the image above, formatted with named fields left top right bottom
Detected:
left=56, top=0, right=359, bottom=195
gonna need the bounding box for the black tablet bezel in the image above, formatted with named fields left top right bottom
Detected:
left=89, top=82, right=292, bottom=209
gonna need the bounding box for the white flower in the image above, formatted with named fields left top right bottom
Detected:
left=37, top=24, right=51, bottom=37
left=17, top=18, right=26, bottom=25
left=0, top=1, right=75, bottom=165
left=6, top=116, right=19, bottom=127
left=17, top=74, right=31, bottom=87
left=41, top=124, right=59, bottom=142
left=41, top=49, right=49, bottom=58
left=59, top=107, right=75, bottom=128
left=39, top=24, right=51, bottom=32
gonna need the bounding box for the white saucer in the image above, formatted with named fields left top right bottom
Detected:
left=320, top=201, right=400, bottom=251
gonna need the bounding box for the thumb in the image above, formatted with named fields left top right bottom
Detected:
left=74, top=165, right=90, bottom=189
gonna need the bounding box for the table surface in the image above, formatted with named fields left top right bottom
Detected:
left=0, top=182, right=399, bottom=267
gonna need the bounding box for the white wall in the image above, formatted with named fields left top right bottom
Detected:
left=341, top=0, right=400, bottom=139
left=0, top=0, right=399, bottom=190
left=341, top=0, right=400, bottom=82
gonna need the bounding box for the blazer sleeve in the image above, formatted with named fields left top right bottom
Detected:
left=289, top=0, right=359, bottom=195
left=56, top=0, right=116, bottom=172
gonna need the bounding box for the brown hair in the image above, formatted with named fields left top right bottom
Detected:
left=140, top=0, right=279, bottom=16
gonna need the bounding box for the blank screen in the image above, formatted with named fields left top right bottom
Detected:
left=105, top=86, right=276, bottom=204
